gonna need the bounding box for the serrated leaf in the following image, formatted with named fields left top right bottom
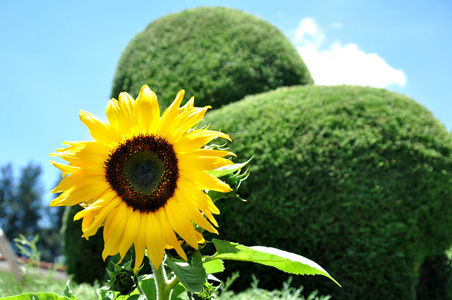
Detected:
left=202, top=259, right=224, bottom=274
left=207, top=157, right=252, bottom=178
left=208, top=239, right=340, bottom=286
left=165, top=256, right=207, bottom=293
left=1, top=293, right=72, bottom=300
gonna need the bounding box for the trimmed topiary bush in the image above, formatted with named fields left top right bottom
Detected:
left=201, top=85, right=452, bottom=299
left=111, top=6, right=313, bottom=109
left=61, top=205, right=106, bottom=284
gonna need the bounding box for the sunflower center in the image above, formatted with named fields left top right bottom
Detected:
left=124, top=151, right=164, bottom=195
left=105, top=134, right=179, bottom=213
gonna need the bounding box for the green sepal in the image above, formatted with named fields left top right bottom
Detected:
left=106, top=269, right=116, bottom=279
left=207, top=239, right=341, bottom=286
left=207, top=168, right=250, bottom=203
left=207, top=157, right=252, bottom=178
left=165, top=256, right=207, bottom=293
left=104, top=260, right=138, bottom=295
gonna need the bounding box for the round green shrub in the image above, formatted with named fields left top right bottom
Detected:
left=61, top=205, right=106, bottom=284
left=202, top=85, right=452, bottom=300
left=111, top=6, right=313, bottom=109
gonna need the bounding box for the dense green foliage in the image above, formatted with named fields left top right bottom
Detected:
left=111, top=6, right=313, bottom=109
left=202, top=85, right=452, bottom=299
left=61, top=205, right=106, bottom=284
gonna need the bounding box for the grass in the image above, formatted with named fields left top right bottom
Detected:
left=218, top=273, right=330, bottom=300
left=0, top=269, right=329, bottom=300
left=0, top=269, right=99, bottom=299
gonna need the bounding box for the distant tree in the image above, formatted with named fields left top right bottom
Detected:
left=0, top=163, right=42, bottom=239
left=0, top=162, right=64, bottom=262
left=15, top=163, right=42, bottom=236
left=38, top=176, right=65, bottom=262
left=0, top=164, right=14, bottom=231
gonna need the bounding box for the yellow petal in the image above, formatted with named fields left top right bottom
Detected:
left=174, top=188, right=218, bottom=233
left=82, top=195, right=121, bottom=238
left=50, top=177, right=109, bottom=206
left=119, top=209, right=140, bottom=259
left=81, top=210, right=98, bottom=233
left=178, top=156, right=233, bottom=171
left=102, top=203, right=128, bottom=260
left=179, top=149, right=235, bottom=159
left=180, top=170, right=232, bottom=193
left=156, top=90, right=185, bottom=137
left=74, top=189, right=118, bottom=221
left=118, top=92, right=138, bottom=136
left=51, top=174, right=81, bottom=193
left=166, top=106, right=210, bottom=143
left=165, top=198, right=199, bottom=248
left=180, top=96, right=195, bottom=111
left=157, top=209, right=187, bottom=262
left=145, top=212, right=166, bottom=269
left=52, top=142, right=110, bottom=173
left=177, top=178, right=220, bottom=226
left=79, top=111, right=123, bottom=146
left=135, top=85, right=160, bottom=133
left=133, top=213, right=148, bottom=273
left=106, top=99, right=121, bottom=132
left=173, top=130, right=231, bottom=154
left=49, top=161, right=81, bottom=177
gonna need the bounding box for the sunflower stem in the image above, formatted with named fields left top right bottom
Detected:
left=167, top=275, right=180, bottom=291
left=151, top=258, right=173, bottom=300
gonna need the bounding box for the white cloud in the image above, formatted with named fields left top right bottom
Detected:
left=295, top=18, right=406, bottom=88
left=295, top=18, right=323, bottom=43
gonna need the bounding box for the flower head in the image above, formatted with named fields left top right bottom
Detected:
left=50, top=85, right=233, bottom=272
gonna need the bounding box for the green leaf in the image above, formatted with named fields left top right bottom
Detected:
left=202, top=259, right=224, bottom=274
left=97, top=288, right=114, bottom=300
left=207, top=157, right=253, bottom=178
left=140, top=275, right=157, bottom=299
left=170, top=283, right=187, bottom=299
left=0, top=293, right=72, bottom=300
left=165, top=256, right=207, bottom=293
left=208, top=239, right=340, bottom=286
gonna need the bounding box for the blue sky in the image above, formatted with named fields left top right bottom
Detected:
left=1, top=0, right=451, bottom=205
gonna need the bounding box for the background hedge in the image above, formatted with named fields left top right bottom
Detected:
left=201, top=85, right=452, bottom=300
left=111, top=6, right=313, bottom=109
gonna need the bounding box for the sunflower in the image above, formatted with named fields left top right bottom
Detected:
left=50, top=85, right=233, bottom=272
